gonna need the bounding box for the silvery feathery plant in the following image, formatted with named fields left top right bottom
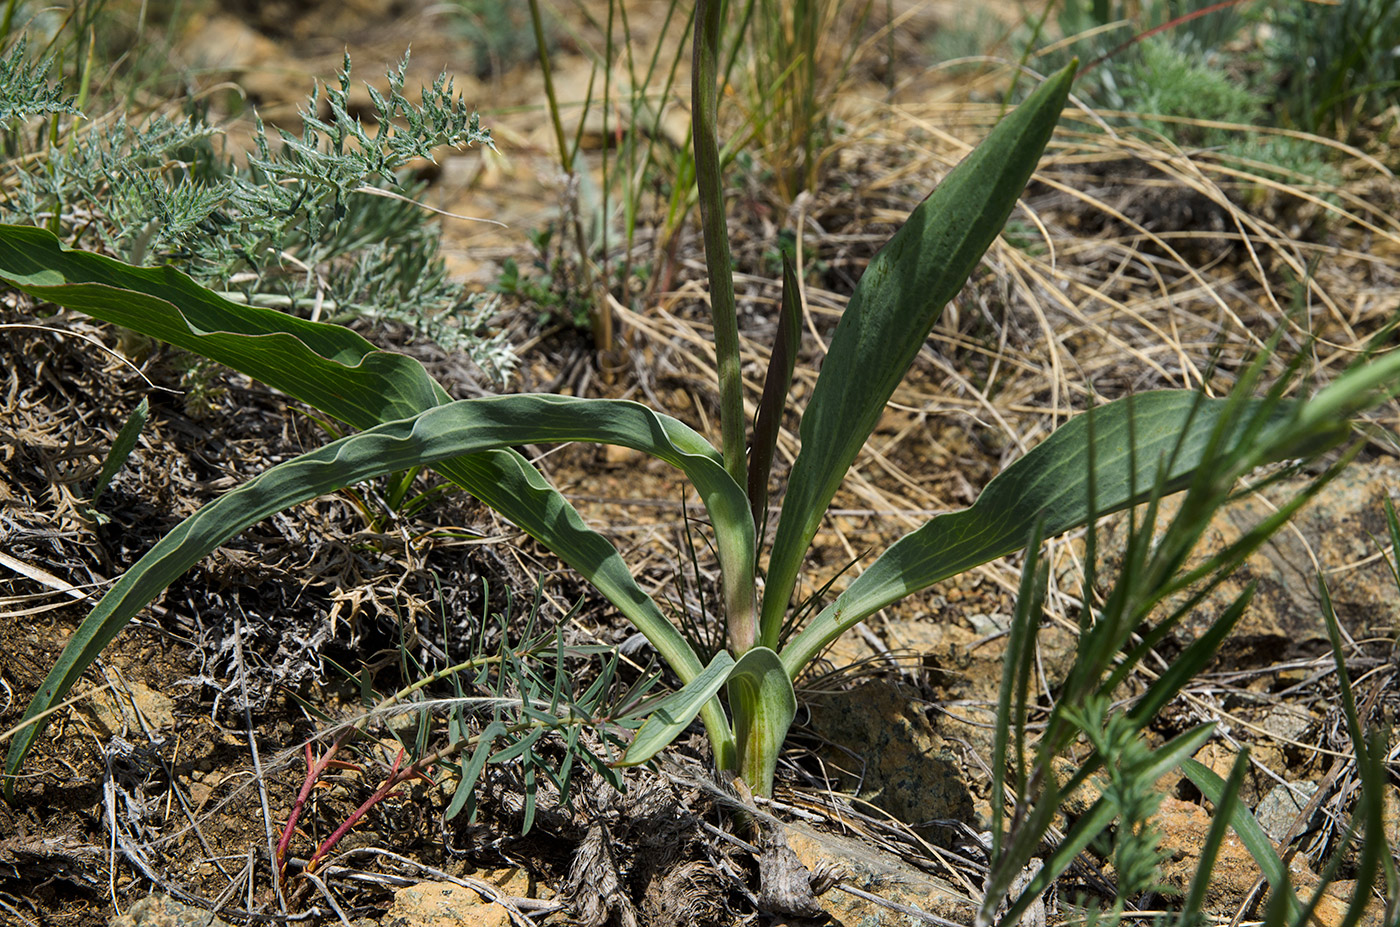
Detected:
left=2, top=0, right=1397, bottom=811
left=0, top=38, right=514, bottom=381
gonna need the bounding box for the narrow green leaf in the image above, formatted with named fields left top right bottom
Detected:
left=761, top=61, right=1077, bottom=647
left=91, top=396, right=148, bottom=504
left=447, top=719, right=507, bottom=823
left=991, top=529, right=1047, bottom=865
left=1380, top=497, right=1400, bottom=592
left=1180, top=749, right=1251, bottom=924
left=726, top=646, right=796, bottom=798
left=1317, top=575, right=1367, bottom=767
left=1181, top=759, right=1301, bottom=919
left=747, top=252, right=802, bottom=532
left=781, top=391, right=1309, bottom=678
left=489, top=726, right=546, bottom=765
left=620, top=651, right=736, bottom=767
left=1314, top=575, right=1390, bottom=927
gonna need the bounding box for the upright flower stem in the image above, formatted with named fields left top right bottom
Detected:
left=693, top=0, right=746, bottom=498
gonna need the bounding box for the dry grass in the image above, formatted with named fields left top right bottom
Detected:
left=4, top=8, right=1399, bottom=918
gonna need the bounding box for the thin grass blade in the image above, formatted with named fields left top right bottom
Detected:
left=990, top=527, right=1047, bottom=864
left=1178, top=749, right=1250, bottom=926
left=1181, top=759, right=1300, bottom=919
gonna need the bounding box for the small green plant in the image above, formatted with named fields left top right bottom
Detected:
left=273, top=587, right=650, bottom=881
left=978, top=344, right=1397, bottom=921
left=1036, top=1, right=1347, bottom=199
left=0, top=36, right=78, bottom=125
left=491, top=228, right=593, bottom=331
left=452, top=0, right=556, bottom=79
left=1052, top=0, right=1250, bottom=82
left=521, top=0, right=703, bottom=351
left=3, top=5, right=1398, bottom=900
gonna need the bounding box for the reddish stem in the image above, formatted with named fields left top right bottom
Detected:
left=304, top=748, right=428, bottom=874
left=275, top=727, right=359, bottom=876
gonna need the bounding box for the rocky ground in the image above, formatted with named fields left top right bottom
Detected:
left=2, top=1, right=1399, bottom=925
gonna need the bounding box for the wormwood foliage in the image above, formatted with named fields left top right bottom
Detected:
left=0, top=37, right=78, bottom=124
left=0, top=43, right=514, bottom=380
left=280, top=588, right=652, bottom=868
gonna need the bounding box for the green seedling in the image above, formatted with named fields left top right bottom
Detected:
left=89, top=396, right=148, bottom=508
left=2, top=0, right=1397, bottom=812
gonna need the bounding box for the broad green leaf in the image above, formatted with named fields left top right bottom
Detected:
left=780, top=390, right=1313, bottom=677
left=726, top=646, right=796, bottom=799
left=0, top=224, right=444, bottom=421
left=14, top=394, right=749, bottom=751
left=621, top=651, right=736, bottom=767
left=4, top=399, right=749, bottom=784
left=760, top=62, right=1077, bottom=646
left=0, top=228, right=740, bottom=780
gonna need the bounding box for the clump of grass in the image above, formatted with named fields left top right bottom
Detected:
left=735, top=0, right=874, bottom=202
left=1267, top=0, right=1400, bottom=145
left=1040, top=0, right=1379, bottom=190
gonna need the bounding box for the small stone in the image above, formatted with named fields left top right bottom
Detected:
left=385, top=872, right=543, bottom=927
left=1253, top=781, right=1319, bottom=843
left=965, top=613, right=1009, bottom=636
left=110, top=895, right=232, bottom=927
left=805, top=681, right=974, bottom=844
left=1259, top=705, right=1314, bottom=745
left=784, top=823, right=977, bottom=926
left=1154, top=797, right=1261, bottom=913
left=386, top=882, right=510, bottom=927
left=78, top=680, right=175, bottom=738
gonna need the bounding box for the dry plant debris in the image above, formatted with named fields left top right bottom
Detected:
left=3, top=3, right=1400, bottom=925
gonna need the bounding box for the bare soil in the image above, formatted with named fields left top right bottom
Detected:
left=4, top=1, right=1399, bottom=925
